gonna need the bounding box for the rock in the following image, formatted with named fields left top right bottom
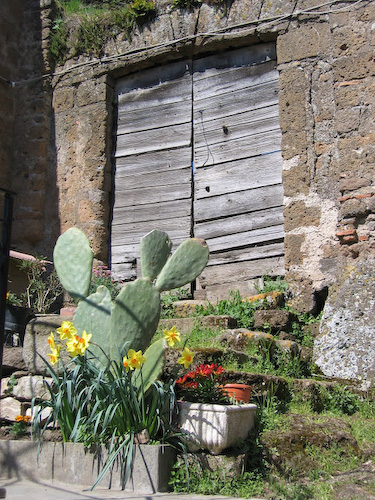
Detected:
left=187, top=451, right=246, bottom=478
left=2, top=347, right=26, bottom=375
left=261, top=414, right=360, bottom=475
left=242, top=291, right=285, bottom=309
left=0, top=397, right=23, bottom=421
left=218, top=328, right=274, bottom=350
left=274, top=339, right=300, bottom=358
left=12, top=375, right=51, bottom=401
left=170, top=300, right=207, bottom=317
left=23, top=315, right=70, bottom=374
left=159, top=317, right=196, bottom=335
left=201, top=315, right=238, bottom=329
left=314, top=256, right=375, bottom=384
left=253, top=309, right=295, bottom=331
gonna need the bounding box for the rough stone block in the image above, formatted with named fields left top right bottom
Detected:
left=284, top=234, right=305, bottom=267
left=253, top=309, right=294, bottom=331
left=335, top=107, right=360, bottom=134
left=12, top=375, right=51, bottom=401
left=283, top=166, right=310, bottom=197
left=23, top=315, right=70, bottom=374
left=2, top=347, right=26, bottom=374
left=53, top=87, right=74, bottom=112
left=0, top=397, right=22, bottom=421
left=76, top=78, right=107, bottom=107
left=159, top=317, right=196, bottom=335
left=333, top=52, right=375, bottom=81
left=277, top=23, right=330, bottom=63
left=284, top=201, right=321, bottom=232
left=201, top=315, right=238, bottom=329
left=314, top=256, right=375, bottom=383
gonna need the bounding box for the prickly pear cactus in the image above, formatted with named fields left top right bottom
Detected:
left=54, top=227, right=93, bottom=299
left=53, top=227, right=209, bottom=366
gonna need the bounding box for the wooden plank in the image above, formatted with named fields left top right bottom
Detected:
left=207, top=242, right=285, bottom=266
left=115, top=122, right=191, bottom=157
left=111, top=234, right=187, bottom=264
left=112, top=199, right=191, bottom=226
left=194, top=153, right=282, bottom=200
left=193, top=105, right=280, bottom=151
left=116, top=59, right=192, bottom=96
left=115, top=147, right=192, bottom=175
left=193, top=79, right=279, bottom=125
left=194, top=183, right=284, bottom=222
left=195, top=206, right=284, bottom=240
left=113, top=182, right=191, bottom=209
left=193, top=43, right=276, bottom=78
left=194, top=129, right=281, bottom=168
left=117, top=78, right=192, bottom=112
left=111, top=264, right=137, bottom=282
left=117, top=99, right=191, bottom=134
left=194, top=64, right=278, bottom=104
left=203, top=280, right=265, bottom=302
left=203, top=225, right=284, bottom=253
left=111, top=217, right=191, bottom=246
left=114, top=165, right=191, bottom=189
left=199, top=256, right=285, bottom=286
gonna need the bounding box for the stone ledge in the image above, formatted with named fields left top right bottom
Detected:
left=0, top=440, right=176, bottom=493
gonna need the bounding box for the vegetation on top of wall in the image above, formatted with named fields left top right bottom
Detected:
left=50, top=0, right=157, bottom=64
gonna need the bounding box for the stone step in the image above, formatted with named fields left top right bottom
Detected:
left=166, top=299, right=208, bottom=318
left=217, top=328, right=311, bottom=361
left=159, top=315, right=238, bottom=334
left=242, top=290, right=285, bottom=309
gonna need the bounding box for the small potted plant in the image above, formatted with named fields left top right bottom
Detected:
left=5, top=292, right=31, bottom=345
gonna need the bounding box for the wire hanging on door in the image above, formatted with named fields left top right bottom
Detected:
left=198, top=110, right=214, bottom=168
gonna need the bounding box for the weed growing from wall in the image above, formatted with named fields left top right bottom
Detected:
left=50, top=0, right=157, bottom=63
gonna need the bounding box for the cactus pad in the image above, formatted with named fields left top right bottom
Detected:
left=155, top=238, right=209, bottom=291
left=140, top=230, right=172, bottom=281
left=54, top=227, right=93, bottom=299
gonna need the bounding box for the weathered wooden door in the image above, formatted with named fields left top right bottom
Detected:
left=112, top=43, right=284, bottom=299
left=192, top=44, right=285, bottom=300
left=111, top=60, right=193, bottom=279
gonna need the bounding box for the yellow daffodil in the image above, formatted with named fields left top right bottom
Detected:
left=123, top=349, right=146, bottom=372
left=66, top=330, right=92, bottom=356
left=178, top=347, right=195, bottom=369
left=48, top=345, right=61, bottom=366
left=47, top=331, right=56, bottom=349
left=56, top=321, right=77, bottom=340
left=163, top=326, right=181, bottom=347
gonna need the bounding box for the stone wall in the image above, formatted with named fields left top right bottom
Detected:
left=2, top=0, right=375, bottom=310
left=0, top=0, right=58, bottom=257
left=0, top=1, right=23, bottom=191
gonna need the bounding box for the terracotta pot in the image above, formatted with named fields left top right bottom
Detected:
left=223, top=383, right=252, bottom=403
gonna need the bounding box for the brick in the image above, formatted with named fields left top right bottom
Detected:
left=336, top=229, right=357, bottom=237
left=341, top=234, right=358, bottom=244
left=358, top=235, right=370, bottom=241
left=354, top=193, right=372, bottom=199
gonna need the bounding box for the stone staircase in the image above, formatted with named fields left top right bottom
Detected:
left=158, top=293, right=375, bottom=496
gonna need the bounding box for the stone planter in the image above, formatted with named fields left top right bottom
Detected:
left=0, top=440, right=176, bottom=493
left=178, top=401, right=257, bottom=454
